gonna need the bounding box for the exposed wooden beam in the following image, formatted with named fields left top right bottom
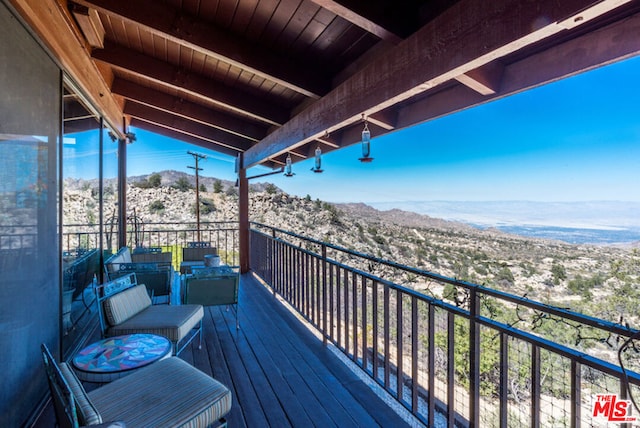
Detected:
left=368, top=110, right=396, bottom=130
left=124, top=102, right=250, bottom=152
left=455, top=61, right=505, bottom=95
left=9, top=0, right=125, bottom=136
left=111, top=79, right=269, bottom=142
left=315, top=134, right=340, bottom=148
left=73, top=0, right=329, bottom=98
left=243, top=0, right=633, bottom=168
left=124, top=101, right=253, bottom=152
left=93, top=42, right=288, bottom=126
left=70, top=3, right=105, bottom=48
left=130, top=118, right=241, bottom=159
left=308, top=0, right=403, bottom=43
left=396, top=10, right=640, bottom=131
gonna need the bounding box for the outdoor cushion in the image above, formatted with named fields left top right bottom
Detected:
left=107, top=304, right=204, bottom=342
left=59, top=362, right=102, bottom=425
left=103, top=284, right=151, bottom=326
left=89, top=357, right=232, bottom=428
left=43, top=344, right=230, bottom=428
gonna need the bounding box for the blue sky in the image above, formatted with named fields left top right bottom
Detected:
left=71, top=55, right=640, bottom=204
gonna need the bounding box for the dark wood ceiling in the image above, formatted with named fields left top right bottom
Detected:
left=17, top=0, right=640, bottom=170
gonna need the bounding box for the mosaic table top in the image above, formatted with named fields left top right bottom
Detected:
left=72, top=333, right=171, bottom=382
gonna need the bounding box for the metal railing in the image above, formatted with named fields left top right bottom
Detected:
left=250, top=222, right=640, bottom=428
left=59, top=221, right=240, bottom=267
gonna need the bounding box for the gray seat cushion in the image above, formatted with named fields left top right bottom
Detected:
left=89, top=357, right=232, bottom=428
left=107, top=304, right=204, bottom=342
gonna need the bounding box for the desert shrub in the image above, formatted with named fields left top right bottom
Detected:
left=496, top=266, right=514, bottom=285
left=173, top=177, right=193, bottom=191
left=200, top=198, right=216, bottom=214
left=551, top=262, right=566, bottom=284
left=567, top=274, right=603, bottom=299
left=265, top=183, right=278, bottom=194
left=148, top=173, right=162, bottom=187
left=149, top=200, right=165, bottom=213
left=213, top=180, right=223, bottom=193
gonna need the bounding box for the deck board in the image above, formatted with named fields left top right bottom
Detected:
left=35, top=273, right=412, bottom=427
left=183, top=273, right=411, bottom=428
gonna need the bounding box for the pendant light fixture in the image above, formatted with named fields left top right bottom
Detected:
left=284, top=153, right=295, bottom=177
left=311, top=147, right=323, bottom=173
left=359, top=115, right=373, bottom=163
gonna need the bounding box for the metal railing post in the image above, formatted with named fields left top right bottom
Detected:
left=322, top=243, right=327, bottom=345
left=469, top=286, right=480, bottom=428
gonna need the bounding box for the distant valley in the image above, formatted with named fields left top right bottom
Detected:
left=369, top=200, right=640, bottom=246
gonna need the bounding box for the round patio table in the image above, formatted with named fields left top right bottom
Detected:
left=72, top=333, right=172, bottom=383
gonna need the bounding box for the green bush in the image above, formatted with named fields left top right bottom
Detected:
left=200, top=198, right=216, bottom=214
left=265, top=183, right=278, bottom=194
left=149, top=200, right=165, bottom=213
left=148, top=173, right=162, bottom=187
left=172, top=177, right=193, bottom=192
left=551, top=262, right=566, bottom=284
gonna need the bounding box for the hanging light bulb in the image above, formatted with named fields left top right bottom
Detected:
left=359, top=116, right=373, bottom=163
left=311, top=147, right=323, bottom=173
left=284, top=153, right=295, bottom=177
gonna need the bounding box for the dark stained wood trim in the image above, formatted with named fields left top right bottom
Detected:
left=396, top=10, right=640, bottom=130
left=238, top=163, right=249, bottom=274
left=368, top=110, right=396, bottom=130
left=129, top=118, right=249, bottom=159
left=242, top=0, right=635, bottom=167
left=455, top=61, right=505, bottom=95
left=93, top=42, right=289, bottom=126
left=112, top=79, right=269, bottom=142
left=308, top=0, right=403, bottom=43
left=9, top=0, right=125, bottom=136
left=124, top=101, right=253, bottom=151
left=124, top=130, right=278, bottom=170
left=74, top=0, right=329, bottom=98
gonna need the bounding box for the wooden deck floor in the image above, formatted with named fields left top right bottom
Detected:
left=178, top=273, right=411, bottom=428
left=35, top=273, right=413, bottom=427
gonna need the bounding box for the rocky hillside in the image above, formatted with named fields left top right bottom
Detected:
left=63, top=171, right=640, bottom=325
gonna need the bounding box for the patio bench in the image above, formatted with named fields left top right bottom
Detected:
left=42, top=343, right=231, bottom=427
left=96, top=273, right=203, bottom=355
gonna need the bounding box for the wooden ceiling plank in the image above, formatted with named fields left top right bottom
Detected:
left=93, top=41, right=289, bottom=126
left=455, top=61, right=505, bottom=95
left=242, top=0, right=634, bottom=168
left=9, top=0, right=125, bottom=136
left=124, top=101, right=254, bottom=151
left=70, top=4, right=105, bottom=48
left=111, top=78, right=269, bottom=141
left=73, top=0, right=329, bottom=98
left=308, top=0, right=403, bottom=43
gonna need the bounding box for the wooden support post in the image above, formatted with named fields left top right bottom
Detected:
left=238, top=158, right=249, bottom=273
left=117, top=134, right=127, bottom=249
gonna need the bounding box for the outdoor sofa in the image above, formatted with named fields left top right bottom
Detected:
left=96, top=273, right=203, bottom=355
left=41, top=343, right=231, bottom=427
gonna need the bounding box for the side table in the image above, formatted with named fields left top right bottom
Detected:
left=72, top=333, right=172, bottom=383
